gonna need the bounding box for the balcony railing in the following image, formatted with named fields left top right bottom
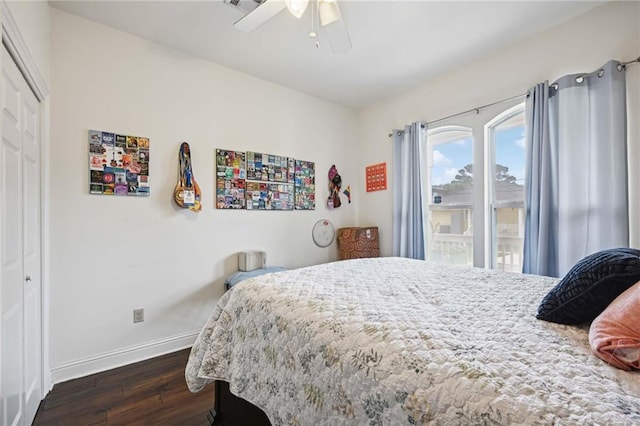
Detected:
left=428, top=233, right=523, bottom=272
left=494, top=235, right=524, bottom=272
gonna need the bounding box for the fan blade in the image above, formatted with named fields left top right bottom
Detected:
left=318, top=1, right=351, bottom=54
left=234, top=0, right=286, bottom=32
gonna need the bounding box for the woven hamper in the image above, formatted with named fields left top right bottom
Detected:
left=337, top=227, right=380, bottom=260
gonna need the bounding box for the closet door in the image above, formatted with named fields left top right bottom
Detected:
left=1, top=45, right=42, bottom=426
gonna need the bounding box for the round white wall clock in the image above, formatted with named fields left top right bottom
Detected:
left=312, top=219, right=335, bottom=247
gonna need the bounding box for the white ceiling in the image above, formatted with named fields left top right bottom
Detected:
left=49, top=0, right=605, bottom=108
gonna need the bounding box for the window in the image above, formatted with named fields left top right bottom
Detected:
left=425, top=126, right=473, bottom=266
left=487, top=105, right=525, bottom=272
left=425, top=101, right=526, bottom=271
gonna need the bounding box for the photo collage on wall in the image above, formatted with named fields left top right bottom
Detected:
left=215, top=149, right=315, bottom=211
left=246, top=182, right=293, bottom=210
left=216, top=149, right=246, bottom=209
left=89, top=130, right=150, bottom=196
left=246, top=151, right=294, bottom=210
left=294, top=160, right=315, bottom=210
left=246, top=151, right=294, bottom=183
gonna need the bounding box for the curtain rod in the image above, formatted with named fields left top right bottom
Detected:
left=427, top=92, right=525, bottom=127
left=618, top=55, right=640, bottom=71
left=388, top=92, right=525, bottom=137
left=389, top=54, right=640, bottom=138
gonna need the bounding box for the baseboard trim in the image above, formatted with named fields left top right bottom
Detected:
left=50, top=330, right=200, bottom=384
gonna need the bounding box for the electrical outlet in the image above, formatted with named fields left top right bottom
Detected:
left=133, top=308, right=144, bottom=323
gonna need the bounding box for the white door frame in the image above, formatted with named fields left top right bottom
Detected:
left=1, top=0, right=51, bottom=396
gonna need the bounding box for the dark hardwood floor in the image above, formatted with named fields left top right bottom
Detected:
left=33, top=348, right=214, bottom=425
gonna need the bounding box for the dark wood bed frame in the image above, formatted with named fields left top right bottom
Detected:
left=208, top=380, right=271, bottom=425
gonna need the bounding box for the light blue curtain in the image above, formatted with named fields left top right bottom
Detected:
left=524, top=60, right=628, bottom=277
left=392, top=122, right=426, bottom=259
left=523, top=82, right=559, bottom=277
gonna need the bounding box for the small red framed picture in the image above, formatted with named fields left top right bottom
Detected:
left=366, top=162, right=387, bottom=192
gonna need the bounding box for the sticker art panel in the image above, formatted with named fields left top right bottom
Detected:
left=89, top=129, right=150, bottom=196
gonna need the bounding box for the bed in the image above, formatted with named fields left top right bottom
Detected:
left=186, top=257, right=640, bottom=425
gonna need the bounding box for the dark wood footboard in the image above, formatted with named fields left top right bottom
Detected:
left=209, top=380, right=271, bottom=425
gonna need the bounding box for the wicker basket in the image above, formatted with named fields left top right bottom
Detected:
left=337, top=227, right=380, bottom=260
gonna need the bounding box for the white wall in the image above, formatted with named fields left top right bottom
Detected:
left=357, top=1, right=640, bottom=255
left=49, top=9, right=358, bottom=381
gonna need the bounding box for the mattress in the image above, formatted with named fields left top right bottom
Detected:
left=186, top=257, right=640, bottom=425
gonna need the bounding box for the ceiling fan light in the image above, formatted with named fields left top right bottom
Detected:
left=318, top=0, right=340, bottom=26
left=285, top=0, right=310, bottom=18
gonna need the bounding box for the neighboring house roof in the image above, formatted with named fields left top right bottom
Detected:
left=433, top=181, right=524, bottom=205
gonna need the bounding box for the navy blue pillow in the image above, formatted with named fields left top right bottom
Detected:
left=537, top=248, right=640, bottom=324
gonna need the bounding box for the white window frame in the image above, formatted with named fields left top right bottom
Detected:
left=425, top=100, right=526, bottom=269
left=484, top=103, right=526, bottom=270
left=424, top=125, right=474, bottom=264
left=425, top=125, right=473, bottom=207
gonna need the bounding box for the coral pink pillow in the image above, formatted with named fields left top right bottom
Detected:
left=589, top=280, right=640, bottom=370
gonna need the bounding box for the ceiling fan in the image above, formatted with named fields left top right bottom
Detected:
left=225, top=0, right=352, bottom=54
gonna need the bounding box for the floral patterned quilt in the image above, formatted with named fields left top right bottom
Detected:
left=186, top=257, right=640, bottom=425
